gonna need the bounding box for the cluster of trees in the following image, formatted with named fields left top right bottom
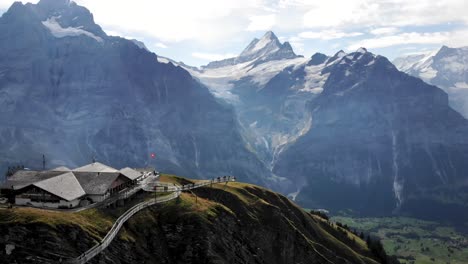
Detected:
left=421, top=246, right=431, bottom=252
left=309, top=210, right=329, bottom=220
left=309, top=210, right=400, bottom=264
left=365, top=235, right=397, bottom=264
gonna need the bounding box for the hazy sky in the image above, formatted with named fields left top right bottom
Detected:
left=1, top=0, right=468, bottom=66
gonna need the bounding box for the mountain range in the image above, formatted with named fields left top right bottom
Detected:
left=0, top=0, right=272, bottom=188
left=2, top=0, right=468, bottom=221
left=184, top=33, right=468, bottom=221
left=183, top=32, right=319, bottom=174
left=394, top=46, right=468, bottom=119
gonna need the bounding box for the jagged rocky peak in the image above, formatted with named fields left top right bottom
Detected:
left=356, top=47, right=368, bottom=53
left=433, top=45, right=468, bottom=63
left=37, top=0, right=72, bottom=9
left=326, top=47, right=378, bottom=67
left=326, top=50, right=347, bottom=64
left=240, top=31, right=282, bottom=56
left=239, top=31, right=297, bottom=59
left=308, top=52, right=328, bottom=66
left=130, top=39, right=149, bottom=51
left=204, top=31, right=299, bottom=69
left=282, top=41, right=294, bottom=51
left=437, top=45, right=451, bottom=54
left=320, top=49, right=392, bottom=96
left=35, top=0, right=107, bottom=39
left=393, top=45, right=468, bottom=118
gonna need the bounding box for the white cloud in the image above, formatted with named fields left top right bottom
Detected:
left=0, top=0, right=27, bottom=9
left=155, top=42, right=168, bottom=49
left=370, top=27, right=400, bottom=36
left=400, top=49, right=438, bottom=57
left=192, top=52, right=237, bottom=61
left=303, top=0, right=375, bottom=28
left=287, top=36, right=304, bottom=53
left=446, top=30, right=468, bottom=48
left=302, top=0, right=468, bottom=29
left=247, top=14, right=276, bottom=31
left=347, top=31, right=468, bottom=50
left=103, top=29, right=123, bottom=37
left=278, top=0, right=310, bottom=8
left=0, top=2, right=11, bottom=9
left=299, top=30, right=363, bottom=40
left=74, top=0, right=262, bottom=44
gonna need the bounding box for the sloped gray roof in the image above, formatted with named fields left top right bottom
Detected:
left=33, top=172, right=86, bottom=201
left=51, top=166, right=71, bottom=172
left=74, top=172, right=122, bottom=195
left=73, top=162, right=118, bottom=173
left=2, top=163, right=134, bottom=197
left=119, top=167, right=142, bottom=180
left=6, top=170, right=65, bottom=190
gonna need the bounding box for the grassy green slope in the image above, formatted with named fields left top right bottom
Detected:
left=0, top=174, right=382, bottom=264
left=333, top=216, right=468, bottom=264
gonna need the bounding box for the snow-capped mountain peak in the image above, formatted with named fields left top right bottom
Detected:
left=327, top=50, right=347, bottom=64
left=41, top=16, right=104, bottom=42
left=394, top=46, right=468, bottom=84
left=35, top=0, right=107, bottom=40
left=203, top=31, right=300, bottom=69
left=307, top=53, right=329, bottom=66
left=393, top=51, right=437, bottom=74
left=239, top=31, right=282, bottom=57
left=356, top=47, right=368, bottom=53
left=186, top=31, right=308, bottom=102
left=394, top=45, right=468, bottom=118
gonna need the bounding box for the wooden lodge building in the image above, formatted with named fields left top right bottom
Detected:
left=1, top=162, right=145, bottom=209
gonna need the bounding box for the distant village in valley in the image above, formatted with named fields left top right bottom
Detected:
left=0, top=162, right=156, bottom=209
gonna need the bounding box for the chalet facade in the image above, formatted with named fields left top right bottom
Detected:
left=1, top=162, right=145, bottom=209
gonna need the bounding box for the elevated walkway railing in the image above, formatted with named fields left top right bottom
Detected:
left=64, top=191, right=181, bottom=264
left=59, top=175, right=235, bottom=264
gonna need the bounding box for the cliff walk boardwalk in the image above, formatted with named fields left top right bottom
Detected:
left=63, top=176, right=235, bottom=264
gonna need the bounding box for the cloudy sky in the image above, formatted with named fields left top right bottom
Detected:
left=1, top=0, right=468, bottom=66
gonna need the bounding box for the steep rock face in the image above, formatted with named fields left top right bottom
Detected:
left=0, top=179, right=381, bottom=264
left=187, top=33, right=327, bottom=183
left=0, top=0, right=271, bottom=185
left=274, top=50, right=468, bottom=218
left=394, top=46, right=468, bottom=118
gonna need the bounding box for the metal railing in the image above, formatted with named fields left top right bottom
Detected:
left=64, top=191, right=180, bottom=264
left=62, top=175, right=235, bottom=264
left=143, top=176, right=235, bottom=193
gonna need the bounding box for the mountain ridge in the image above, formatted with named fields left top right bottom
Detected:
left=0, top=0, right=274, bottom=188
left=274, top=48, right=468, bottom=220
left=394, top=45, right=468, bottom=118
